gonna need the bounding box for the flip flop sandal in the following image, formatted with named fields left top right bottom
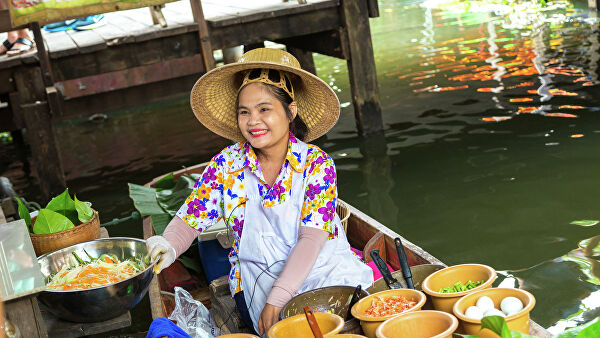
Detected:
left=7, top=38, right=35, bottom=56
left=1, top=39, right=14, bottom=55
left=43, top=19, right=78, bottom=32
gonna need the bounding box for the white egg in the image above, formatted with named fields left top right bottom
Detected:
left=476, top=296, right=495, bottom=312
left=501, top=296, right=524, bottom=316
left=483, top=308, right=506, bottom=318
left=465, top=306, right=484, bottom=320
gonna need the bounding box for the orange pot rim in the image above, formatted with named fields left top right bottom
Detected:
left=452, top=287, right=536, bottom=324
left=267, top=312, right=345, bottom=337
left=421, top=264, right=497, bottom=298
left=350, top=288, right=427, bottom=322
left=375, top=310, right=459, bottom=338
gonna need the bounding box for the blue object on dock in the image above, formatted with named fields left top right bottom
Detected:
left=197, top=239, right=231, bottom=283
left=146, top=317, right=191, bottom=338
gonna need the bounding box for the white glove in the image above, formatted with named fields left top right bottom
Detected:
left=146, top=235, right=176, bottom=274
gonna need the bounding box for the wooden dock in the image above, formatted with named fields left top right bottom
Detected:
left=0, top=0, right=382, bottom=201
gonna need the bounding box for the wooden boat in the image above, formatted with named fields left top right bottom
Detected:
left=141, top=163, right=550, bottom=337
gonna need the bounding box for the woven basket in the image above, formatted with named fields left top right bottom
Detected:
left=336, top=200, right=351, bottom=233
left=29, top=210, right=101, bottom=256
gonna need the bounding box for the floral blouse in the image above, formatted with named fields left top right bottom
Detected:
left=175, top=133, right=339, bottom=296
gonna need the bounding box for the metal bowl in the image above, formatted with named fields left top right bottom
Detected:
left=37, top=237, right=155, bottom=323
left=279, top=285, right=369, bottom=334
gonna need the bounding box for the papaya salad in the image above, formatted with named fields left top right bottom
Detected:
left=365, top=295, right=417, bottom=317
left=46, top=251, right=147, bottom=291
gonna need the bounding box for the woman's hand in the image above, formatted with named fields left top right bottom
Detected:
left=258, top=303, right=282, bottom=335
left=146, top=236, right=176, bottom=274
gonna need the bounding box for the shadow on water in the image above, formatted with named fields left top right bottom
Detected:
left=3, top=0, right=600, bottom=334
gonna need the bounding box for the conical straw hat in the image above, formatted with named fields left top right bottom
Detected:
left=190, top=48, right=340, bottom=142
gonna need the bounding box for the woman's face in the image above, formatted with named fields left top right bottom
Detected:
left=237, top=83, right=295, bottom=152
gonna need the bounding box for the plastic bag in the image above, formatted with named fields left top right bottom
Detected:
left=169, top=287, right=223, bottom=338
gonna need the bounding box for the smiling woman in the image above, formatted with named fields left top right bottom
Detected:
left=145, top=48, right=374, bottom=336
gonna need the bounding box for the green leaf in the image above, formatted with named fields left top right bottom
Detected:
left=150, top=214, right=171, bottom=236
left=128, top=183, right=165, bottom=216
left=481, top=316, right=512, bottom=337
left=570, top=220, right=599, bottom=227
left=14, top=197, right=31, bottom=231
left=154, top=173, right=176, bottom=191
left=73, top=195, right=94, bottom=223
left=156, top=175, right=197, bottom=217
left=177, top=255, right=203, bottom=273
left=33, top=209, right=75, bottom=234
left=556, top=317, right=600, bottom=338
left=45, top=189, right=79, bottom=224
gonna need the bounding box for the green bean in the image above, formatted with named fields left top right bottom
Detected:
left=439, top=280, right=484, bottom=293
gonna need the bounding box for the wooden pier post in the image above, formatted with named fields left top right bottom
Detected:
left=590, top=0, right=599, bottom=11
left=14, top=67, right=66, bottom=202
left=340, top=0, right=383, bottom=136
left=286, top=46, right=317, bottom=75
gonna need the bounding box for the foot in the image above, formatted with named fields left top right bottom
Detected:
left=6, top=37, right=35, bottom=56
left=0, top=39, right=14, bottom=55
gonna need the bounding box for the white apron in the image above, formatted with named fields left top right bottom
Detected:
left=237, top=140, right=373, bottom=333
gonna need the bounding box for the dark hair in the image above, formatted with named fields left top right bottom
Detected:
left=236, top=82, right=308, bottom=141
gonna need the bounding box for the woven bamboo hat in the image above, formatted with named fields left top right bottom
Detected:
left=190, top=48, right=340, bottom=142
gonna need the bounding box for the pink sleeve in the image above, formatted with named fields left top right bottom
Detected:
left=163, top=216, right=200, bottom=257
left=266, top=226, right=329, bottom=307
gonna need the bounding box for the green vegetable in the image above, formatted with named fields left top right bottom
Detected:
left=46, top=189, right=79, bottom=224
left=33, top=209, right=75, bottom=234
left=14, top=196, right=32, bottom=231
left=439, top=280, right=484, bottom=293
left=74, top=195, right=94, bottom=223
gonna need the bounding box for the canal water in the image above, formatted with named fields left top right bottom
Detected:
left=2, top=0, right=600, bottom=334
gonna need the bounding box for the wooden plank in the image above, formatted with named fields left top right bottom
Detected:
left=340, top=0, right=383, bottom=135
left=57, top=73, right=201, bottom=119
left=41, top=305, right=131, bottom=338
left=5, top=296, right=48, bottom=338
left=208, top=6, right=340, bottom=50
left=0, top=54, right=24, bottom=70
left=208, top=0, right=338, bottom=28
left=14, top=67, right=66, bottom=202
left=66, top=29, right=107, bottom=54
left=278, top=28, right=347, bottom=59
left=0, top=203, right=6, bottom=224
left=55, top=54, right=206, bottom=99
left=43, top=31, right=79, bottom=59
left=190, top=0, right=216, bottom=71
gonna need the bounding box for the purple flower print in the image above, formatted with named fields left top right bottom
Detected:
left=318, top=201, right=335, bottom=223
left=187, top=199, right=206, bottom=217
left=271, top=181, right=285, bottom=197
left=289, top=132, right=298, bottom=143
left=323, top=167, right=336, bottom=185
left=232, top=218, right=244, bottom=237
left=203, top=167, right=217, bottom=182
left=306, top=183, right=320, bottom=200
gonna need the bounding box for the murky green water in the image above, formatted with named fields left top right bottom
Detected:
left=3, top=0, right=600, bottom=334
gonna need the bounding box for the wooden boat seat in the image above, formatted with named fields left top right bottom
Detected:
left=209, top=276, right=254, bottom=334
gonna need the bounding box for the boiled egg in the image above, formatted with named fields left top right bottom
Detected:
left=465, top=306, right=484, bottom=320
left=483, top=308, right=506, bottom=318
left=476, top=296, right=495, bottom=312
left=500, top=296, right=524, bottom=316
